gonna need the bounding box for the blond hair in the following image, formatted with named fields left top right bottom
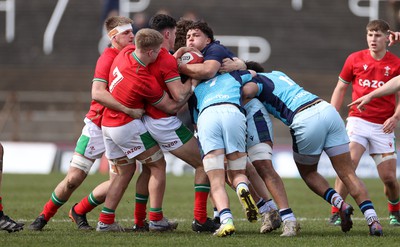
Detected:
left=134, top=28, right=164, bottom=51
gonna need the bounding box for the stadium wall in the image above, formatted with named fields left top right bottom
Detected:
left=2, top=142, right=400, bottom=178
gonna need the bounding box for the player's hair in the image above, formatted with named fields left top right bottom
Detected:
left=366, top=19, right=390, bottom=34
left=149, top=14, right=177, bottom=32
left=134, top=28, right=163, bottom=51
left=188, top=21, right=214, bottom=41
left=245, top=61, right=265, bottom=73
left=104, top=16, right=133, bottom=32
left=174, top=18, right=194, bottom=51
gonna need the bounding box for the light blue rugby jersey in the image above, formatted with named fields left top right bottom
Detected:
left=194, top=70, right=253, bottom=115
left=252, top=71, right=320, bottom=125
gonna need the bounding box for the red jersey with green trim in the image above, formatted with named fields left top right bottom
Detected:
left=102, top=45, right=165, bottom=127
left=339, top=49, right=400, bottom=124
left=146, top=48, right=181, bottom=119
left=85, top=47, right=119, bottom=127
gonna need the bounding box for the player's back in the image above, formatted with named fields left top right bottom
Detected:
left=256, top=71, right=319, bottom=125
left=195, top=70, right=252, bottom=114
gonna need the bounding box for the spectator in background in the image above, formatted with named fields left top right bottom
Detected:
left=0, top=143, right=24, bottom=232
left=182, top=10, right=200, bottom=22
left=132, top=12, right=150, bottom=34
left=101, top=0, right=119, bottom=26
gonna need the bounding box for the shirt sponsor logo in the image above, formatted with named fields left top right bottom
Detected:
left=204, top=94, right=230, bottom=104
left=358, top=79, right=384, bottom=88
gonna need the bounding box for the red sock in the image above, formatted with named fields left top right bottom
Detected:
left=41, top=199, right=61, bottom=221
left=388, top=200, right=400, bottom=213
left=74, top=196, right=97, bottom=215
left=194, top=190, right=209, bottom=224
left=134, top=203, right=147, bottom=226
left=331, top=205, right=339, bottom=214
left=0, top=196, right=3, bottom=211
left=99, top=207, right=115, bottom=224
left=149, top=209, right=163, bottom=221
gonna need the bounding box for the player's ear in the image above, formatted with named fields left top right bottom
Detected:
left=164, top=30, right=170, bottom=39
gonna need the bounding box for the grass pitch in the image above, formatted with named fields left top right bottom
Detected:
left=0, top=173, right=399, bottom=246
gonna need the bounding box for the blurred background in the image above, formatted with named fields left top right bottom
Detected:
left=1, top=0, right=400, bottom=176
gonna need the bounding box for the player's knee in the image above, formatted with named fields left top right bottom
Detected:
left=137, top=149, right=164, bottom=164
left=227, top=156, right=247, bottom=170
left=293, top=152, right=320, bottom=165
left=65, top=174, right=85, bottom=190
left=109, top=156, right=136, bottom=174
left=372, top=153, right=397, bottom=166
left=203, top=154, right=225, bottom=172
left=248, top=143, right=272, bottom=162
left=70, top=154, right=94, bottom=174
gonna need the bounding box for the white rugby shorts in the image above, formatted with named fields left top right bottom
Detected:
left=74, top=117, right=105, bottom=159
left=346, top=117, right=396, bottom=154
left=142, top=115, right=193, bottom=151
left=102, top=119, right=157, bottom=159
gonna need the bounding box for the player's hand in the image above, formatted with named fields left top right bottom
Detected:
left=125, top=108, right=145, bottom=119
left=219, top=58, right=236, bottom=73
left=388, top=30, right=400, bottom=46
left=347, top=95, right=371, bottom=112
left=219, top=58, right=246, bottom=73
left=173, top=47, right=201, bottom=59
left=382, top=116, right=398, bottom=134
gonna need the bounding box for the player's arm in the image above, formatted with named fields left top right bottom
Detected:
left=330, top=79, right=349, bottom=111
left=92, top=81, right=144, bottom=118
left=167, top=79, right=193, bottom=103
left=179, top=60, right=221, bottom=80
left=382, top=90, right=400, bottom=134
left=153, top=91, right=192, bottom=115
left=219, top=57, right=247, bottom=73
left=241, top=82, right=259, bottom=105
left=348, top=75, right=400, bottom=110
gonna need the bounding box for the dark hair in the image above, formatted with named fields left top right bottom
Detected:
left=366, top=19, right=390, bottom=33
left=174, top=18, right=194, bottom=51
left=188, top=21, right=214, bottom=41
left=245, top=61, right=265, bottom=73
left=149, top=14, right=176, bottom=32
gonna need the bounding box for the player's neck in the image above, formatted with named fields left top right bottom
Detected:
left=133, top=50, right=151, bottom=66
left=370, top=49, right=387, bottom=61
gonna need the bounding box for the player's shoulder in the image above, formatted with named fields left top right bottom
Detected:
left=385, top=50, right=400, bottom=61
left=348, top=49, right=367, bottom=58
left=101, top=47, right=120, bottom=58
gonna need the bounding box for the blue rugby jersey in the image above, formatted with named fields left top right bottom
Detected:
left=252, top=71, right=320, bottom=125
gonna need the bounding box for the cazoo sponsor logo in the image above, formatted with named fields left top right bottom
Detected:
left=358, top=79, right=385, bottom=88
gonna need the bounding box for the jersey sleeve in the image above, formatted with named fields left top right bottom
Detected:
left=204, top=43, right=233, bottom=64
left=239, top=70, right=252, bottom=83
left=161, top=53, right=181, bottom=84
left=93, top=49, right=117, bottom=84
left=338, top=54, right=355, bottom=84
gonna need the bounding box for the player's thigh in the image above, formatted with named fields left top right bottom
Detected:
left=244, top=98, right=273, bottom=149
left=142, top=115, right=193, bottom=151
